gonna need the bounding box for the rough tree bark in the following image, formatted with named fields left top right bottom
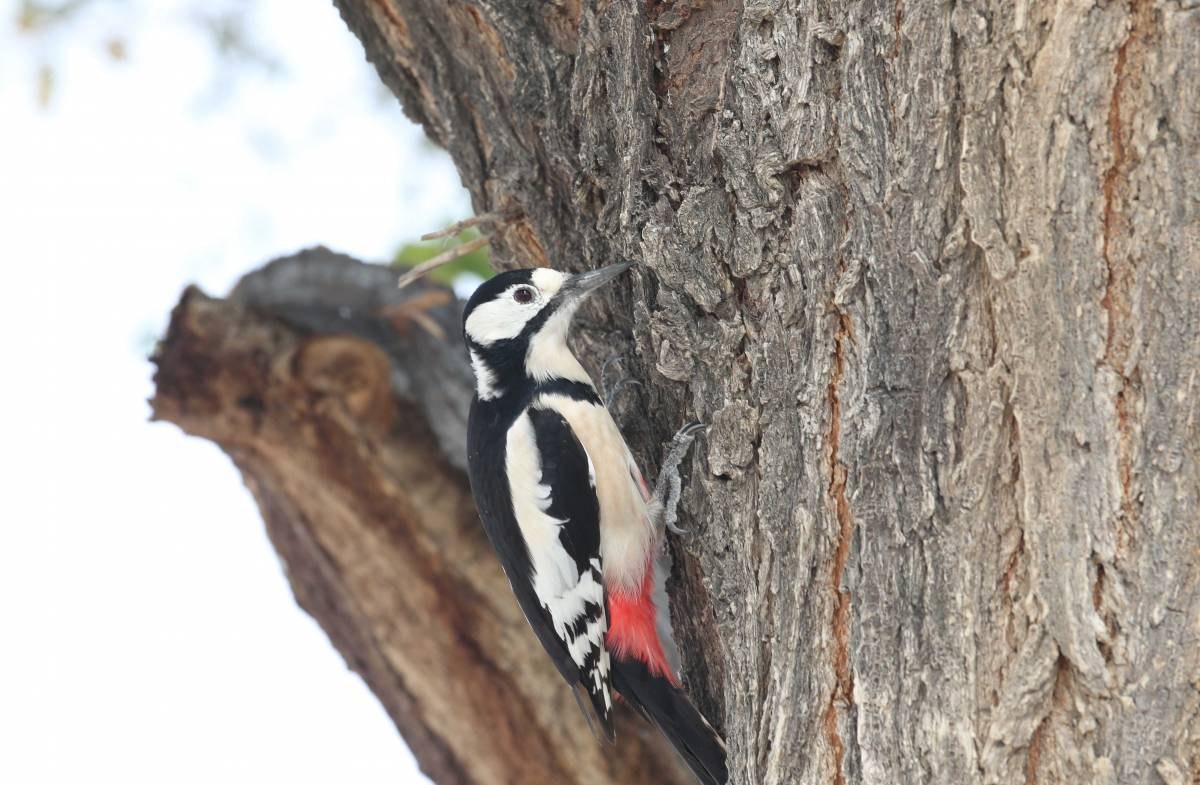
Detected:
left=328, top=1, right=1200, bottom=782
left=155, top=1, right=1200, bottom=784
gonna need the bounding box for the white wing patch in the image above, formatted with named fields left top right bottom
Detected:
left=505, top=413, right=611, bottom=713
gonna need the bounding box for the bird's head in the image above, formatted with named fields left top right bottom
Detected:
left=461, top=263, right=630, bottom=400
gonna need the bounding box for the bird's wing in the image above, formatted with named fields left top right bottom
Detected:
left=474, top=403, right=613, bottom=739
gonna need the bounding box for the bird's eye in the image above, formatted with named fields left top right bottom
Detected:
left=513, top=287, right=535, bottom=304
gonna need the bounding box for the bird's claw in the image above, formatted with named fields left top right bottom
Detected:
left=606, top=378, right=643, bottom=410
left=666, top=520, right=690, bottom=536
left=599, top=355, right=625, bottom=400
left=599, top=355, right=642, bottom=409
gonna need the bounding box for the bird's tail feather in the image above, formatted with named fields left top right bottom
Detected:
left=612, top=657, right=727, bottom=785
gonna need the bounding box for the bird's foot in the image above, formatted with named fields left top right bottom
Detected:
left=599, top=355, right=643, bottom=409
left=651, top=422, right=705, bottom=536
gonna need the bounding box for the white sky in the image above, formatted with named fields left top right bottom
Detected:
left=0, top=1, right=470, bottom=783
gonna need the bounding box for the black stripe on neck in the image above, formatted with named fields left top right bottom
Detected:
left=534, top=378, right=602, bottom=406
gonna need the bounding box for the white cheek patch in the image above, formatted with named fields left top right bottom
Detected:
left=465, top=292, right=539, bottom=345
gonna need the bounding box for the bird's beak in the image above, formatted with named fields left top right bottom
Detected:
left=558, top=262, right=632, bottom=304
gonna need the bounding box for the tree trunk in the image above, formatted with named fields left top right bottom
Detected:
left=156, top=1, right=1200, bottom=783
left=331, top=1, right=1200, bottom=782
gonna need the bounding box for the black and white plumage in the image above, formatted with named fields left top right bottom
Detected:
left=462, top=264, right=727, bottom=785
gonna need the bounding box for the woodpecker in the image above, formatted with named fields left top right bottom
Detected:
left=462, top=263, right=727, bottom=785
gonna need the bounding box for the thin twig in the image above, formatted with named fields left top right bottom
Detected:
left=381, top=290, right=453, bottom=339
left=395, top=235, right=490, bottom=290
left=419, top=211, right=513, bottom=241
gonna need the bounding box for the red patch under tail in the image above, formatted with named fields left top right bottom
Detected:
left=606, top=563, right=680, bottom=686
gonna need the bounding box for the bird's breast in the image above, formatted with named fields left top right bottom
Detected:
left=535, top=392, right=655, bottom=593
